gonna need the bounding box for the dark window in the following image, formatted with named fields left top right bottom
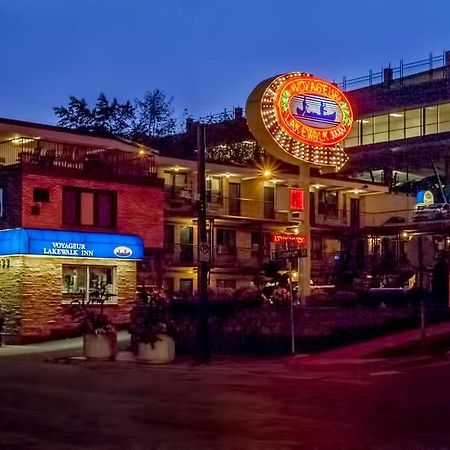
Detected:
left=318, top=190, right=338, bottom=217
left=216, top=228, right=236, bottom=254
left=163, top=278, right=174, bottom=295
left=62, top=188, right=116, bottom=227
left=264, top=186, right=275, bottom=219
left=180, top=278, right=193, bottom=295
left=251, top=231, right=260, bottom=255
left=228, top=183, right=241, bottom=215
left=164, top=224, right=175, bottom=252
left=311, top=237, right=323, bottom=260
left=33, top=188, right=50, bottom=203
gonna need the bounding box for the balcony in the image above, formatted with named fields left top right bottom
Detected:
left=0, top=137, right=157, bottom=180
left=161, top=243, right=270, bottom=269
left=165, top=187, right=282, bottom=220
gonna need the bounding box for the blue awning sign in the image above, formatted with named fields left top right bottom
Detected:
left=0, top=228, right=143, bottom=260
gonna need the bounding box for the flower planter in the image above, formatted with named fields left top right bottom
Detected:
left=137, top=334, right=175, bottom=364
left=83, top=333, right=117, bottom=361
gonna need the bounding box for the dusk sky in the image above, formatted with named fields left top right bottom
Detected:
left=1, top=0, right=450, bottom=126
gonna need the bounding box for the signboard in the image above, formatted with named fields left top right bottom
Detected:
left=246, top=72, right=353, bottom=170
left=416, top=190, right=434, bottom=206
left=273, top=248, right=308, bottom=260
left=272, top=234, right=307, bottom=245
left=290, top=188, right=304, bottom=210
left=199, top=242, right=210, bottom=262
left=0, top=228, right=144, bottom=260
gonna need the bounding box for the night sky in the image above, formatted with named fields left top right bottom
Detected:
left=1, top=0, right=450, bottom=126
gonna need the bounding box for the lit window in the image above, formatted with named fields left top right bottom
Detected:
left=62, top=265, right=116, bottom=303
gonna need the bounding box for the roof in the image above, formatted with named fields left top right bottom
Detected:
left=0, top=117, right=155, bottom=154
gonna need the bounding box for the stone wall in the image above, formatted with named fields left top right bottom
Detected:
left=169, top=306, right=417, bottom=354
left=0, top=256, right=24, bottom=337
left=1, top=256, right=137, bottom=342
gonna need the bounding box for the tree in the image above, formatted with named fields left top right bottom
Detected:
left=54, top=89, right=176, bottom=140
left=54, top=96, right=94, bottom=131
left=92, top=93, right=135, bottom=137
left=134, top=89, right=176, bottom=138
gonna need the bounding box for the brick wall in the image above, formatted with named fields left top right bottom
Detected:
left=0, top=169, right=21, bottom=229
left=21, top=171, right=164, bottom=249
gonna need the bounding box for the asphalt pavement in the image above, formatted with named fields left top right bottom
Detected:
left=1, top=327, right=450, bottom=449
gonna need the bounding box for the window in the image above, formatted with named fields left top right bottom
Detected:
left=361, top=117, right=374, bottom=145
left=251, top=231, right=260, bottom=255
left=439, top=103, right=450, bottom=132
left=425, top=106, right=438, bottom=135
left=33, top=188, right=50, bottom=203
left=318, top=190, right=338, bottom=217
left=164, top=224, right=175, bottom=252
left=311, top=237, right=323, bottom=260
left=207, top=176, right=223, bottom=204
left=62, top=265, right=116, bottom=303
left=405, top=108, right=422, bottom=138
left=179, top=278, right=193, bottom=295
left=345, top=121, right=360, bottom=148
left=389, top=112, right=405, bottom=141
left=216, top=228, right=236, bottom=254
left=0, top=187, right=3, bottom=218
left=373, top=115, right=388, bottom=143
left=216, top=279, right=236, bottom=290
left=63, top=188, right=117, bottom=227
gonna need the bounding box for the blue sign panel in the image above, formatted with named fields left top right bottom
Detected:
left=0, top=228, right=144, bottom=260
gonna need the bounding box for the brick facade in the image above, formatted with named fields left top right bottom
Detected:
left=21, top=170, right=164, bottom=249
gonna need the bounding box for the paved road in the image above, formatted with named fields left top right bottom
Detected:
left=1, top=340, right=450, bottom=449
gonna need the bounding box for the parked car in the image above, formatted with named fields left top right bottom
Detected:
left=412, top=203, right=450, bottom=222
left=383, top=216, right=406, bottom=225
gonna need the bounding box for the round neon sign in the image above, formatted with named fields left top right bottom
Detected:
left=246, top=72, right=353, bottom=169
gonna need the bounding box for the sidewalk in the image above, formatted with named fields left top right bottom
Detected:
left=0, top=330, right=130, bottom=358
left=295, top=320, right=450, bottom=364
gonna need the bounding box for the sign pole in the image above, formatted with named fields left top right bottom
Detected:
left=289, top=259, right=295, bottom=354
left=195, top=123, right=211, bottom=364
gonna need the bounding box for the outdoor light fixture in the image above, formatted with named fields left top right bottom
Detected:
left=263, top=169, right=272, bottom=177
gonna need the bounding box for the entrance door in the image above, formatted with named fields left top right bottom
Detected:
left=229, top=183, right=241, bottom=215
left=179, top=226, right=194, bottom=264
left=350, top=198, right=360, bottom=228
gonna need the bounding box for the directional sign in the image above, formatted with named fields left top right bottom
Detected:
left=273, top=248, right=308, bottom=261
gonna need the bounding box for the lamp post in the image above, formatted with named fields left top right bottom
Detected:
left=194, top=122, right=211, bottom=364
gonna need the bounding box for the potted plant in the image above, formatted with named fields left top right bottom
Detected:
left=70, top=282, right=117, bottom=361
left=129, top=285, right=175, bottom=364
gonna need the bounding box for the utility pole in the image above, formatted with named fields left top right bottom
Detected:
left=194, top=123, right=211, bottom=364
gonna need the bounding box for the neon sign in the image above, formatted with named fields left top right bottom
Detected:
left=290, top=188, right=304, bottom=210
left=272, top=234, right=307, bottom=245
left=246, top=72, right=353, bottom=170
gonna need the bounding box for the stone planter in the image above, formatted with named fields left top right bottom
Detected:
left=137, top=334, right=175, bottom=364
left=83, top=333, right=117, bottom=361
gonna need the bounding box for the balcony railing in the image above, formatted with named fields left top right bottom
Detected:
left=0, top=137, right=156, bottom=178
left=162, top=243, right=270, bottom=268
left=165, top=187, right=280, bottom=220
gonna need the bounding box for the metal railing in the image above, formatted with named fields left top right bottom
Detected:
left=339, top=51, right=447, bottom=91
left=0, top=137, right=156, bottom=178
left=165, top=187, right=278, bottom=219
left=162, top=243, right=270, bottom=268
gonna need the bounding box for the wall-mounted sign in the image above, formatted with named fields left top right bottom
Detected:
left=0, top=228, right=144, bottom=260
left=416, top=190, right=434, bottom=206
left=246, top=72, right=353, bottom=170
left=290, top=188, right=304, bottom=210
left=272, top=234, right=307, bottom=245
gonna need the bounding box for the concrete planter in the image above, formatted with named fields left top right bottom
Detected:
left=83, top=333, right=117, bottom=361
left=137, top=334, right=175, bottom=364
